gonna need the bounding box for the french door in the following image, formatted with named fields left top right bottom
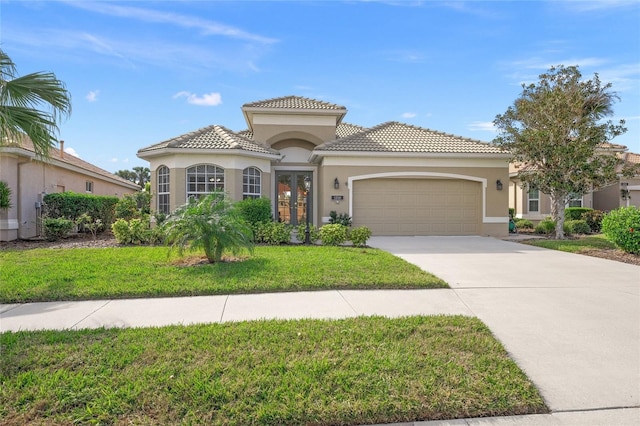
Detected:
left=275, top=171, right=312, bottom=226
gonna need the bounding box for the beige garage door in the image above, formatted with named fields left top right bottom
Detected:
left=352, top=178, right=481, bottom=236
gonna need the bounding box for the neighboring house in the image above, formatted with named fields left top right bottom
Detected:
left=509, top=150, right=640, bottom=221
left=0, top=139, right=139, bottom=241
left=137, top=96, right=510, bottom=237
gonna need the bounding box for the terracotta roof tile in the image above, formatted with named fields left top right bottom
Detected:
left=242, top=95, right=346, bottom=111
left=316, top=121, right=506, bottom=154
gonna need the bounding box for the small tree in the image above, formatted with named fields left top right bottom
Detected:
left=163, top=193, right=253, bottom=263
left=493, top=65, right=629, bottom=239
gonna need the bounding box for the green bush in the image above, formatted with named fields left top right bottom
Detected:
left=296, top=223, right=320, bottom=243
left=76, top=213, right=103, bottom=239
left=564, top=220, right=591, bottom=235
left=0, top=181, right=12, bottom=210
left=514, top=219, right=534, bottom=229
left=319, top=224, right=348, bottom=246
left=43, top=192, right=118, bottom=226
left=328, top=211, right=352, bottom=227
left=42, top=217, right=74, bottom=241
left=115, top=195, right=139, bottom=220
left=237, top=198, right=272, bottom=226
left=254, top=222, right=292, bottom=245
left=508, top=208, right=515, bottom=219
left=565, top=207, right=592, bottom=221
left=535, top=219, right=555, bottom=235
left=582, top=210, right=604, bottom=233
left=602, top=207, right=640, bottom=254
left=111, top=218, right=152, bottom=245
left=349, top=226, right=372, bottom=247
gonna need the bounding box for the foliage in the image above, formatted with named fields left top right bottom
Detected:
left=493, top=65, right=628, bottom=239
left=582, top=209, right=604, bottom=233
left=514, top=219, right=534, bottom=229
left=163, top=193, right=253, bottom=263
left=295, top=223, right=320, bottom=243
left=319, top=223, right=348, bottom=246
left=254, top=221, right=292, bottom=245
left=565, top=207, right=592, bottom=221
left=76, top=213, right=103, bottom=240
left=349, top=226, right=372, bottom=247
left=115, top=192, right=151, bottom=220
left=0, top=180, right=11, bottom=210
left=602, top=207, right=640, bottom=254
left=328, top=210, right=352, bottom=227
left=534, top=219, right=556, bottom=235
left=564, top=219, right=591, bottom=235
left=111, top=218, right=154, bottom=245
left=43, top=192, right=118, bottom=226
left=508, top=208, right=515, bottom=219
left=42, top=217, right=74, bottom=241
left=524, top=234, right=618, bottom=253
left=115, top=166, right=150, bottom=189
left=236, top=197, right=272, bottom=226
left=0, top=48, right=72, bottom=158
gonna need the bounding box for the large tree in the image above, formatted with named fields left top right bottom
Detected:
left=0, top=49, right=72, bottom=158
left=493, top=65, right=628, bottom=239
left=115, top=166, right=150, bottom=189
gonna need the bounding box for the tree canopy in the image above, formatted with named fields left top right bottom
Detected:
left=493, top=65, right=628, bottom=238
left=115, top=166, right=150, bottom=189
left=0, top=49, right=72, bottom=158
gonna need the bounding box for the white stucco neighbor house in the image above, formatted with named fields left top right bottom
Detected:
left=137, top=96, right=511, bottom=237
left=0, top=138, right=139, bottom=241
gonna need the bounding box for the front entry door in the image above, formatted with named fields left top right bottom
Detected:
left=276, top=172, right=312, bottom=226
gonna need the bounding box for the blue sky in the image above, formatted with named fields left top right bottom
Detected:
left=2, top=0, right=639, bottom=173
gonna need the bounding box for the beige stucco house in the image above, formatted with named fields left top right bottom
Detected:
left=137, top=96, right=511, bottom=237
left=509, top=151, right=640, bottom=222
left=0, top=139, right=139, bottom=241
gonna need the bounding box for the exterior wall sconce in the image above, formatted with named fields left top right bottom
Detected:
left=334, top=178, right=340, bottom=189
left=496, top=179, right=503, bottom=191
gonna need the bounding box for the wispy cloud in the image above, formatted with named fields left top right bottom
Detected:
left=382, top=50, right=426, bottom=63
left=64, top=147, right=80, bottom=158
left=402, top=112, right=417, bottom=119
left=86, top=90, right=100, bottom=102
left=173, top=91, right=223, bottom=107
left=468, top=121, right=497, bottom=132
left=560, top=0, right=639, bottom=12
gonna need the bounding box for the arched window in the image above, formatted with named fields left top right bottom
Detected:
left=243, top=167, right=261, bottom=199
left=186, top=164, right=224, bottom=200
left=157, top=166, right=170, bottom=214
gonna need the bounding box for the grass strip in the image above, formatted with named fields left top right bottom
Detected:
left=0, top=246, right=446, bottom=303
left=523, top=234, right=618, bottom=253
left=0, top=316, right=547, bottom=425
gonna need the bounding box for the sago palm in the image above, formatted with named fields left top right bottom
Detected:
left=0, top=49, right=72, bottom=158
left=163, top=193, right=254, bottom=263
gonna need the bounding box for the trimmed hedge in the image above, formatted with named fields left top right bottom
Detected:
left=602, top=207, right=640, bottom=254
left=43, top=192, right=119, bottom=226
left=565, top=207, right=592, bottom=221
left=42, top=217, right=74, bottom=241
left=564, top=219, right=591, bottom=235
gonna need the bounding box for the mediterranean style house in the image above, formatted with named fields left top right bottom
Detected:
left=138, top=96, right=511, bottom=237
left=509, top=150, right=640, bottom=222
left=0, top=139, right=139, bottom=241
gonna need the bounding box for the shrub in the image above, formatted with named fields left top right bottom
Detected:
left=514, top=219, right=534, bottom=229
left=564, top=219, right=591, bottom=235
left=535, top=219, right=555, bottom=235
left=236, top=198, right=272, bottom=227
left=42, top=217, right=74, bottom=241
left=112, top=219, right=133, bottom=244
left=295, top=223, right=320, bottom=243
left=349, top=226, right=372, bottom=247
left=328, top=211, right=352, bottom=227
left=43, top=192, right=118, bottom=226
left=508, top=208, right=515, bottom=219
left=76, top=213, right=103, bottom=240
left=602, top=207, right=640, bottom=254
left=565, top=207, right=592, bottom=221
left=0, top=181, right=11, bottom=210
left=115, top=195, right=139, bottom=220
left=582, top=210, right=604, bottom=233
left=254, top=221, right=292, bottom=245
left=319, top=224, right=348, bottom=246
left=111, top=218, right=154, bottom=245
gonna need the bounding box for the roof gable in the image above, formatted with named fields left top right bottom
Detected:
left=242, top=95, right=346, bottom=111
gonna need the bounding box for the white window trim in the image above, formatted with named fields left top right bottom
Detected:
left=186, top=164, right=225, bottom=200
left=243, top=167, right=262, bottom=199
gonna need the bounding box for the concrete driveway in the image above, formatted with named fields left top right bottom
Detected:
left=369, top=236, right=640, bottom=414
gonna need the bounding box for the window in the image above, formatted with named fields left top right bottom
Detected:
left=568, top=193, right=583, bottom=208
left=85, top=181, right=93, bottom=193
left=528, top=188, right=539, bottom=212
left=243, top=167, right=261, bottom=199
left=157, top=166, right=170, bottom=214
left=186, top=164, right=224, bottom=200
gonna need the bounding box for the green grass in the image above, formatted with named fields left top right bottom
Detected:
left=0, top=316, right=548, bottom=425
left=0, top=246, right=446, bottom=303
left=523, top=234, right=618, bottom=253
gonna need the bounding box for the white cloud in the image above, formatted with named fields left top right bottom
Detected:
left=402, top=112, right=417, bottom=119
left=64, top=147, right=80, bottom=157
left=468, top=121, right=497, bottom=132
left=173, top=91, right=222, bottom=107
left=110, top=157, right=118, bottom=163
left=86, top=90, right=100, bottom=102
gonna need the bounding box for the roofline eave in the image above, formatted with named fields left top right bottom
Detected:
left=311, top=150, right=511, bottom=160
left=137, top=147, right=282, bottom=161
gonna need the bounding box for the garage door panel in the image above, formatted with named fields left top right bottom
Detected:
left=353, top=178, right=481, bottom=236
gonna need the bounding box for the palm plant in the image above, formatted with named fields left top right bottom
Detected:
left=0, top=49, right=72, bottom=158
left=163, top=193, right=254, bottom=263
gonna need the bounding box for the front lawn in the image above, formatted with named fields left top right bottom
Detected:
left=0, top=316, right=548, bottom=425
left=0, top=246, right=446, bottom=303
left=523, top=234, right=617, bottom=253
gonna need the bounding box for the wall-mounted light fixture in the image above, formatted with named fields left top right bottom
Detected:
left=334, top=178, right=340, bottom=190
left=496, top=179, right=503, bottom=191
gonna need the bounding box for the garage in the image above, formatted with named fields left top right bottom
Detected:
left=352, top=178, right=481, bottom=236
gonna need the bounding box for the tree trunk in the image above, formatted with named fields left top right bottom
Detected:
left=550, top=195, right=566, bottom=239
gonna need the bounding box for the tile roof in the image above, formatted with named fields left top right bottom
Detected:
left=138, top=125, right=279, bottom=155
left=242, top=95, right=346, bottom=111
left=315, top=121, right=506, bottom=154
left=237, top=122, right=367, bottom=142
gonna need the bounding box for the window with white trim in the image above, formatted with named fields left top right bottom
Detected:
left=568, top=193, right=583, bottom=208
left=528, top=188, right=539, bottom=212
left=85, top=181, right=93, bottom=193
left=157, top=166, right=170, bottom=214
left=186, top=164, right=224, bottom=200
left=243, top=167, right=261, bottom=199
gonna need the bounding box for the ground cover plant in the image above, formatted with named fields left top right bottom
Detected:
left=1, top=316, right=548, bottom=425
left=522, top=234, right=640, bottom=265
left=0, top=246, right=446, bottom=303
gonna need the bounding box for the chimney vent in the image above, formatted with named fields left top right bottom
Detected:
left=59, top=140, right=64, bottom=158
